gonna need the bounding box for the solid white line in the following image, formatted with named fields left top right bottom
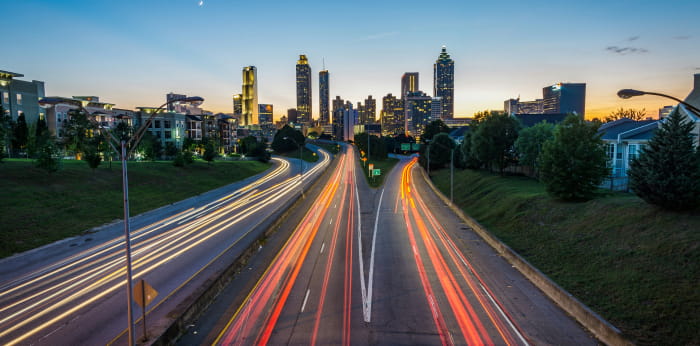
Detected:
left=365, top=188, right=384, bottom=323
left=355, top=167, right=369, bottom=323
left=301, top=289, right=311, bottom=312
left=320, top=242, right=325, bottom=254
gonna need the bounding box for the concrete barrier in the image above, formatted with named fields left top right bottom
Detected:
left=418, top=167, right=633, bottom=346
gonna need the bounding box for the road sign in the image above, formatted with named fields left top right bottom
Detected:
left=401, top=143, right=410, bottom=151
left=373, top=169, right=381, bottom=176
left=133, top=279, right=158, bottom=308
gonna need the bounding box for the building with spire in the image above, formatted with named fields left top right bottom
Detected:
left=241, top=66, right=258, bottom=126
left=319, top=69, right=329, bottom=125
left=296, top=55, right=312, bottom=126
left=434, top=46, right=454, bottom=119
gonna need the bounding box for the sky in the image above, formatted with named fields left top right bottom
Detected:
left=4, top=0, right=700, bottom=120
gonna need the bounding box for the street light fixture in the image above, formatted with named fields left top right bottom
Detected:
left=617, top=89, right=700, bottom=116
left=41, top=95, right=204, bottom=346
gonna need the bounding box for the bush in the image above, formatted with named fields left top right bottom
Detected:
left=539, top=115, right=608, bottom=200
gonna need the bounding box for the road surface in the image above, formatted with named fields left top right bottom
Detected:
left=210, top=149, right=596, bottom=345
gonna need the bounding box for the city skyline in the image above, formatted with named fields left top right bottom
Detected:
left=4, top=0, right=700, bottom=120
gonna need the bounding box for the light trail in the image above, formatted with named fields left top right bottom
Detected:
left=398, top=157, right=530, bottom=346
left=215, top=148, right=351, bottom=345
left=0, top=151, right=332, bottom=345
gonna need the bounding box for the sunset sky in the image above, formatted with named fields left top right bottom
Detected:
left=4, top=0, right=700, bottom=120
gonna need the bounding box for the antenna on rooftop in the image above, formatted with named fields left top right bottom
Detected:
left=323, top=57, right=326, bottom=70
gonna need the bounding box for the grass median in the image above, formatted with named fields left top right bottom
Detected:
left=0, top=158, right=271, bottom=258
left=430, top=168, right=699, bottom=345
left=360, top=157, right=399, bottom=188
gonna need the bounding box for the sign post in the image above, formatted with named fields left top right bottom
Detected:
left=133, top=279, right=158, bottom=342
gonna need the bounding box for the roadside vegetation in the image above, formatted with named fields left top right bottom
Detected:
left=354, top=132, right=399, bottom=188
left=431, top=168, right=699, bottom=345
left=0, top=159, right=270, bottom=258
left=418, top=110, right=699, bottom=345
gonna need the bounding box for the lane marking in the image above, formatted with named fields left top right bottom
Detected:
left=301, top=289, right=310, bottom=313
left=320, top=242, right=325, bottom=254
left=365, top=188, right=384, bottom=323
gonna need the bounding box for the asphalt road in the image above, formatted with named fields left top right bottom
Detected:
left=208, top=148, right=597, bottom=345
left=0, top=147, right=330, bottom=346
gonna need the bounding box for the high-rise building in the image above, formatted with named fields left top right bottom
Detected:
left=241, top=66, right=258, bottom=126
left=542, top=83, right=586, bottom=117
left=364, top=95, right=376, bottom=124
left=319, top=69, right=329, bottom=125
left=233, top=93, right=242, bottom=115
left=258, top=104, right=273, bottom=124
left=431, top=97, right=442, bottom=121
left=332, top=96, right=344, bottom=117
left=296, top=55, right=312, bottom=125
left=405, top=91, right=433, bottom=140
left=505, top=97, right=544, bottom=115
left=433, top=46, right=454, bottom=119
left=401, top=72, right=419, bottom=99
left=381, top=93, right=404, bottom=136
left=287, top=108, right=298, bottom=123
left=357, top=101, right=366, bottom=125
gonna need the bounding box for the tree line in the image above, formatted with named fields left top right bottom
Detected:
left=419, top=109, right=700, bottom=209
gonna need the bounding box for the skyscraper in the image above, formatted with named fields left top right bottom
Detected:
left=319, top=69, right=329, bottom=125
left=296, top=55, right=312, bottom=125
left=405, top=91, right=433, bottom=140
left=542, top=83, right=586, bottom=117
left=364, top=95, right=376, bottom=124
left=258, top=104, right=273, bottom=124
left=241, top=66, right=258, bottom=126
left=434, top=46, right=454, bottom=119
left=287, top=108, right=298, bottom=123
left=381, top=93, right=404, bottom=136
left=232, top=93, right=242, bottom=115
left=401, top=72, right=419, bottom=99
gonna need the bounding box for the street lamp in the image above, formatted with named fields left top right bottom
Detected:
left=617, top=89, right=700, bottom=116
left=283, top=136, right=304, bottom=196
left=41, top=95, right=204, bottom=346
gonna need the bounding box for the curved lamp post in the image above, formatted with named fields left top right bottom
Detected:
left=40, top=95, right=203, bottom=346
left=617, top=89, right=700, bottom=116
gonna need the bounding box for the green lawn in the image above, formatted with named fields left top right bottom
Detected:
left=430, top=168, right=699, bottom=345
left=360, top=157, right=399, bottom=188
left=313, top=141, right=341, bottom=154
left=0, top=158, right=270, bottom=258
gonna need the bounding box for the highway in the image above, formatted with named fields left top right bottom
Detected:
left=211, top=149, right=596, bottom=345
left=0, top=148, right=330, bottom=346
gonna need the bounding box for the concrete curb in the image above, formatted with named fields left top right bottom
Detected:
left=418, top=167, right=633, bottom=346
left=150, top=149, right=339, bottom=345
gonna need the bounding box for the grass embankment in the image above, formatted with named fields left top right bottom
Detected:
left=360, top=158, right=399, bottom=188
left=0, top=159, right=270, bottom=258
left=430, top=168, right=699, bottom=345
left=313, top=141, right=341, bottom=155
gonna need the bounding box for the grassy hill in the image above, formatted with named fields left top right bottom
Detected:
left=430, top=168, right=699, bottom=345
left=0, top=159, right=270, bottom=258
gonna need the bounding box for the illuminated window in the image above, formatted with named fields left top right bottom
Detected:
left=16, top=94, right=22, bottom=105
left=2, top=92, right=8, bottom=104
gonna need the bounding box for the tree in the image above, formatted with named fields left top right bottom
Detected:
left=137, top=132, right=162, bottom=161
left=36, top=136, right=62, bottom=174
left=539, top=115, right=608, bottom=200
left=271, top=125, right=304, bottom=153
left=83, top=146, right=102, bottom=172
left=514, top=121, right=554, bottom=176
left=63, top=109, right=96, bottom=158
left=12, top=113, right=28, bottom=156
left=604, top=107, right=647, bottom=122
left=203, top=139, right=217, bottom=164
left=628, top=109, right=700, bottom=209
left=421, top=119, right=451, bottom=144
left=420, top=133, right=455, bottom=169
left=164, top=142, right=178, bottom=158
left=469, top=111, right=520, bottom=174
